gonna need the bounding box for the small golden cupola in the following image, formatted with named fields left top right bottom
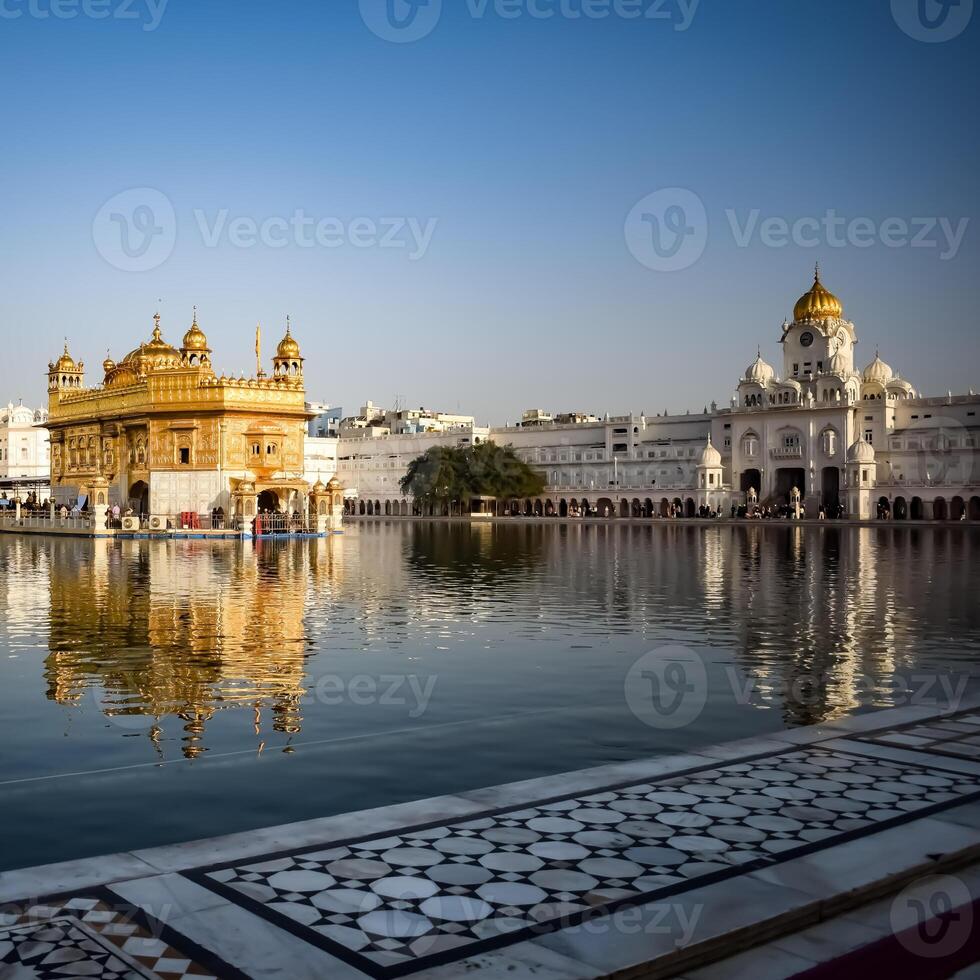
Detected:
left=793, top=265, right=843, bottom=323
left=181, top=307, right=212, bottom=368
left=48, top=342, right=85, bottom=392
left=273, top=316, right=303, bottom=379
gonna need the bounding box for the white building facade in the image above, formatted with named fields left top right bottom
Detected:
left=303, top=271, right=979, bottom=521
left=0, top=402, right=50, bottom=500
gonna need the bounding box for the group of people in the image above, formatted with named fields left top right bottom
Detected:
left=251, top=508, right=307, bottom=535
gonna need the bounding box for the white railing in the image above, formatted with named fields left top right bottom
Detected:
left=0, top=511, right=93, bottom=531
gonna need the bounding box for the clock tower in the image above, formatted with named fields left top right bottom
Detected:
left=781, top=265, right=856, bottom=383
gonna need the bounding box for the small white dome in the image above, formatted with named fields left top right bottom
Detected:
left=863, top=352, right=893, bottom=384
left=744, top=351, right=775, bottom=385
left=697, top=436, right=722, bottom=467
left=847, top=438, right=875, bottom=463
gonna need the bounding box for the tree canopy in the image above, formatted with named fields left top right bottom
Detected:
left=399, top=441, right=545, bottom=508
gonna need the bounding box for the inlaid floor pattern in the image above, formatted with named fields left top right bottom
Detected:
left=196, top=744, right=980, bottom=977
left=0, top=894, right=221, bottom=979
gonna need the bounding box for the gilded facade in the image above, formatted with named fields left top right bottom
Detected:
left=46, top=313, right=315, bottom=520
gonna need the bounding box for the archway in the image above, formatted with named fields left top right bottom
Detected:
left=878, top=496, right=891, bottom=519
left=580, top=498, right=591, bottom=516
left=596, top=497, right=614, bottom=518
left=533, top=499, right=544, bottom=517
left=740, top=469, right=761, bottom=494
left=129, top=481, right=149, bottom=516
left=559, top=499, right=568, bottom=517
left=384, top=501, right=392, bottom=516
left=366, top=500, right=374, bottom=516
left=619, top=499, right=630, bottom=518
left=951, top=496, right=966, bottom=520
left=775, top=468, right=806, bottom=505
left=685, top=497, right=696, bottom=518
left=894, top=496, right=908, bottom=520
left=934, top=497, right=947, bottom=521
left=660, top=498, right=670, bottom=517
left=644, top=498, right=654, bottom=518
left=821, top=467, right=840, bottom=514
left=258, top=489, right=280, bottom=513
left=910, top=497, right=924, bottom=520
left=970, top=496, right=980, bottom=521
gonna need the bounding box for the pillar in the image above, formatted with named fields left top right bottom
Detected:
left=328, top=478, right=345, bottom=532
left=310, top=481, right=330, bottom=535
left=90, top=477, right=110, bottom=533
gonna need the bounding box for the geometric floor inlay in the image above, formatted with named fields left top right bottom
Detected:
left=856, top=711, right=980, bottom=761
left=0, top=891, right=243, bottom=980
left=190, top=745, right=980, bottom=978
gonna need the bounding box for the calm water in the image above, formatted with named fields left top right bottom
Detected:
left=1, top=522, right=978, bottom=872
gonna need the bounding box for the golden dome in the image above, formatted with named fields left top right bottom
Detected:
left=53, top=344, right=77, bottom=372
left=103, top=353, right=116, bottom=374
left=182, top=309, right=209, bottom=352
left=793, top=265, right=843, bottom=322
left=121, top=315, right=183, bottom=374
left=276, top=319, right=301, bottom=359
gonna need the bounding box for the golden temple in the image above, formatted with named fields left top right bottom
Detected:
left=46, top=312, right=321, bottom=523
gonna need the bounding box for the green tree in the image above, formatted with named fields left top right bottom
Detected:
left=400, top=441, right=544, bottom=510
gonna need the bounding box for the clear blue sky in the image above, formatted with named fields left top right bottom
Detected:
left=1, top=0, right=977, bottom=422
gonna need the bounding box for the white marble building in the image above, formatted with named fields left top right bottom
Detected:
left=0, top=402, right=50, bottom=500
left=306, top=270, right=979, bottom=520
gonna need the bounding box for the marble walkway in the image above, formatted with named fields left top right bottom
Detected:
left=4, top=698, right=980, bottom=979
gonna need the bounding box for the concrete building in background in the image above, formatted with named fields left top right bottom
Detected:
left=339, top=401, right=476, bottom=437
left=0, top=402, right=50, bottom=501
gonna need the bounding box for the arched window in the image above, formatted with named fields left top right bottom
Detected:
left=821, top=428, right=838, bottom=457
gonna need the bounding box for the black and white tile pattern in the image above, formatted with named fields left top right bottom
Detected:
left=194, top=745, right=980, bottom=978
left=0, top=892, right=238, bottom=980
left=857, top=711, right=980, bottom=760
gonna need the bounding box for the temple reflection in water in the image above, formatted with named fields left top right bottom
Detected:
left=43, top=537, right=345, bottom=757
left=20, top=523, right=980, bottom=756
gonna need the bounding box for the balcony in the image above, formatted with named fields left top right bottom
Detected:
left=770, top=446, right=803, bottom=460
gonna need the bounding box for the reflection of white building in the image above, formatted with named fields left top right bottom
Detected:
left=304, top=271, right=979, bottom=520
left=0, top=402, right=50, bottom=499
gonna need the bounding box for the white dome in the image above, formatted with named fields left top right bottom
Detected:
left=697, top=436, right=722, bottom=467
left=744, top=351, right=775, bottom=385
left=863, top=352, right=893, bottom=384
left=847, top=438, right=875, bottom=463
